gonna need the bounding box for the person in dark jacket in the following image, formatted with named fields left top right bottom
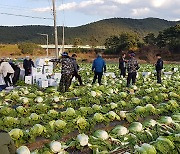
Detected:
left=23, top=56, right=35, bottom=76
left=0, top=130, right=16, bottom=154
left=9, top=61, right=20, bottom=85
left=127, top=52, right=139, bottom=87
left=92, top=53, right=106, bottom=85
left=155, top=54, right=163, bottom=84
left=59, top=52, right=74, bottom=92
left=70, top=54, right=83, bottom=85
left=119, top=53, right=127, bottom=78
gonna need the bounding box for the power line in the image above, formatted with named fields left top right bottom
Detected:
left=0, top=4, right=33, bottom=10
left=0, top=12, right=53, bottom=20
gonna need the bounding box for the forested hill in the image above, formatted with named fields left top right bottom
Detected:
left=0, top=18, right=179, bottom=45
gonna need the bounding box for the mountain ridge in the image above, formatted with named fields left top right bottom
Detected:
left=0, top=17, right=178, bottom=45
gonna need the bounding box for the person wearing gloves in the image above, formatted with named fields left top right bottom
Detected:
left=92, top=53, right=106, bottom=85
left=155, top=54, right=163, bottom=84
left=59, top=52, right=74, bottom=92
left=0, top=59, right=14, bottom=87
left=23, top=56, right=35, bottom=76
left=126, top=52, right=139, bottom=87
left=70, top=54, right=83, bottom=86
left=0, top=130, right=16, bottom=154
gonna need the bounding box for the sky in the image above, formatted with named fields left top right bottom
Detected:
left=0, top=0, right=179, bottom=27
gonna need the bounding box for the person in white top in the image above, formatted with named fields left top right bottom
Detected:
left=0, top=60, right=14, bottom=87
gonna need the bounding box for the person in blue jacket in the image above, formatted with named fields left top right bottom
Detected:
left=92, top=53, right=106, bottom=85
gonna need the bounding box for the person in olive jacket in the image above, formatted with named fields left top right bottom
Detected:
left=0, top=130, right=16, bottom=154
left=155, top=54, right=163, bottom=84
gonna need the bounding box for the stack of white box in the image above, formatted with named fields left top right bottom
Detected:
left=24, top=58, right=55, bottom=88
left=23, top=58, right=64, bottom=88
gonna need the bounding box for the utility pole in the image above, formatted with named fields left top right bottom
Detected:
left=52, top=0, right=58, bottom=58
left=62, top=23, right=65, bottom=53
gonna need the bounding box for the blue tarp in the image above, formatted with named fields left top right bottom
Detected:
left=0, top=85, right=6, bottom=91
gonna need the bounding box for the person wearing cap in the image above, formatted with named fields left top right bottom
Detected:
left=92, top=53, right=106, bottom=85
left=23, top=56, right=35, bottom=76
left=119, top=53, right=127, bottom=78
left=126, top=52, right=139, bottom=87
left=155, top=54, right=163, bottom=84
left=70, top=54, right=83, bottom=86
left=0, top=60, right=14, bottom=87
left=0, top=129, right=16, bottom=154
left=59, top=52, right=74, bottom=92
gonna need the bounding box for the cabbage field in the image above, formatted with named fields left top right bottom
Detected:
left=0, top=63, right=180, bottom=154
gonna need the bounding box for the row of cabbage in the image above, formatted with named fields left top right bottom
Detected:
left=0, top=63, right=179, bottom=153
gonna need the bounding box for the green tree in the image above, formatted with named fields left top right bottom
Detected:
left=89, top=36, right=98, bottom=49
left=104, top=35, right=120, bottom=53
left=104, top=33, right=139, bottom=54
left=157, top=25, right=180, bottom=53
left=156, top=31, right=167, bottom=48
left=143, top=33, right=156, bottom=45
left=18, top=43, right=42, bottom=55
left=73, top=38, right=82, bottom=47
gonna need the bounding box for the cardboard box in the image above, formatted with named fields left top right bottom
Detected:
left=164, top=72, right=173, bottom=75
left=20, top=69, right=25, bottom=80
left=54, top=73, right=61, bottom=83
left=35, top=74, right=47, bottom=83
left=43, top=65, right=53, bottom=75
left=173, top=68, right=178, bottom=72
left=48, top=79, right=58, bottom=86
left=25, top=76, right=32, bottom=85
left=36, top=58, right=45, bottom=67
left=0, top=74, right=5, bottom=85
left=104, top=72, right=116, bottom=78
left=37, top=80, right=48, bottom=88
left=44, top=58, right=53, bottom=66
left=31, top=67, right=43, bottom=76
left=142, top=72, right=151, bottom=77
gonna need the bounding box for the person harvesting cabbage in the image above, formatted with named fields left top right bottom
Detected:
left=59, top=52, right=74, bottom=92
left=92, top=53, right=106, bottom=85
left=126, top=51, right=139, bottom=87
left=0, top=130, right=16, bottom=154
left=155, top=53, right=163, bottom=84
left=119, top=53, right=127, bottom=78
left=23, top=56, right=34, bottom=76
left=70, top=54, right=83, bottom=86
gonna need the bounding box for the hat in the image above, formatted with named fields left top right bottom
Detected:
left=61, top=52, right=68, bottom=56
left=72, top=53, right=77, bottom=57
left=97, top=53, right=102, bottom=57
left=131, top=53, right=135, bottom=57
left=129, top=52, right=135, bottom=57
